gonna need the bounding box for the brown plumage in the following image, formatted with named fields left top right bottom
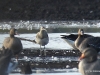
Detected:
left=75, top=29, right=100, bottom=53
left=2, top=28, right=23, bottom=55
left=61, top=33, right=93, bottom=50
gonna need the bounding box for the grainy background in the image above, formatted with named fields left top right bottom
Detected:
left=0, top=0, right=99, bottom=21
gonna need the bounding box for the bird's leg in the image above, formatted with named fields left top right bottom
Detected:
left=44, top=46, right=46, bottom=56
left=15, top=55, right=18, bottom=61
left=40, top=45, right=42, bottom=56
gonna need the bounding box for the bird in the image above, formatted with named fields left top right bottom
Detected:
left=18, top=26, right=49, bottom=56
left=2, top=28, right=23, bottom=56
left=34, top=26, right=49, bottom=56
left=61, top=33, right=93, bottom=50
left=79, top=47, right=100, bottom=75
left=0, top=49, right=18, bottom=75
left=75, top=28, right=100, bottom=53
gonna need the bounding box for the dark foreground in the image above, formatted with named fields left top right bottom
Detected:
left=7, top=48, right=82, bottom=73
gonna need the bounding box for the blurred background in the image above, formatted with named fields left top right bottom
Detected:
left=0, top=0, right=99, bottom=33
left=0, top=0, right=99, bottom=21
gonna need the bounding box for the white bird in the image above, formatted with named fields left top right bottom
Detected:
left=79, top=47, right=100, bottom=75
left=34, top=26, right=49, bottom=56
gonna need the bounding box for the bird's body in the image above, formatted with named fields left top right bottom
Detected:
left=18, top=26, right=49, bottom=56
left=61, top=34, right=93, bottom=50
left=35, top=29, right=49, bottom=46
left=79, top=48, right=100, bottom=75
left=75, top=29, right=100, bottom=53
left=75, top=34, right=85, bottom=52
left=79, top=58, right=100, bottom=75
left=78, top=37, right=100, bottom=53
left=2, top=28, right=23, bottom=55
left=3, top=37, right=23, bottom=55
left=34, top=26, right=49, bottom=56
